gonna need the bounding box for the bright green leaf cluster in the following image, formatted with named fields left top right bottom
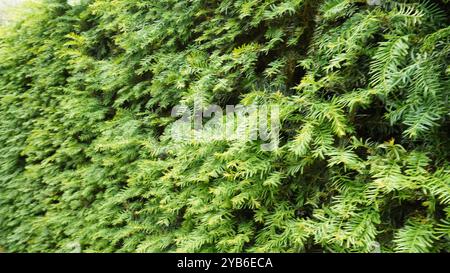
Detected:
left=0, top=0, right=449, bottom=253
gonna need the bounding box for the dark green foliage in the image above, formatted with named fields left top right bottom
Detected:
left=0, top=0, right=449, bottom=252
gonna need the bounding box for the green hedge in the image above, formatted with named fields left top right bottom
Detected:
left=0, top=0, right=449, bottom=252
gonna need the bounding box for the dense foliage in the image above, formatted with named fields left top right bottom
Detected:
left=0, top=0, right=449, bottom=253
